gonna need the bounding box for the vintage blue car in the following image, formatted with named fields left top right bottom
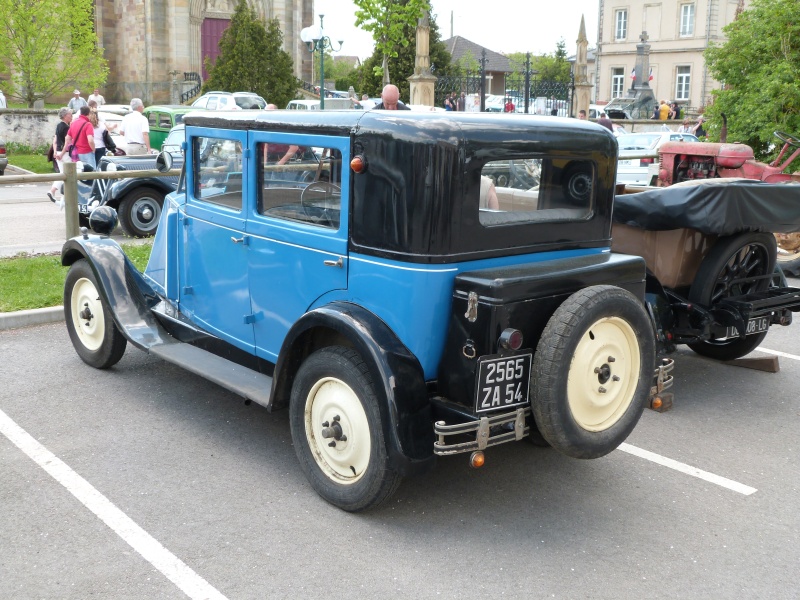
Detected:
left=61, top=111, right=677, bottom=511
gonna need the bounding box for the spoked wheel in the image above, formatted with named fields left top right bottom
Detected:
left=64, top=259, right=127, bottom=369
left=775, top=233, right=800, bottom=277
left=687, top=232, right=776, bottom=360
left=531, top=286, right=655, bottom=459
left=289, top=346, right=401, bottom=512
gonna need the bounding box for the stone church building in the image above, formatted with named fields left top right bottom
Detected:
left=94, top=0, right=314, bottom=104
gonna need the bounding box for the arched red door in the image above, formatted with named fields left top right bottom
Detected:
left=201, top=18, right=231, bottom=81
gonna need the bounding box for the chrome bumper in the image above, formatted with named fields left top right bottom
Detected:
left=433, top=407, right=529, bottom=456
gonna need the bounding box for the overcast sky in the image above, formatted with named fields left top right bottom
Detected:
left=312, top=0, right=600, bottom=60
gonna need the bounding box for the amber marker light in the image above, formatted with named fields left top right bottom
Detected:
left=651, top=396, right=663, bottom=410
left=350, top=154, right=366, bottom=173
left=469, top=451, right=485, bottom=468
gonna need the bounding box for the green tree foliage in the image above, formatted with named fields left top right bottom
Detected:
left=355, top=11, right=455, bottom=100
left=507, top=40, right=571, bottom=83
left=0, top=0, right=108, bottom=107
left=203, top=1, right=296, bottom=108
left=705, top=0, right=800, bottom=159
left=354, top=0, right=431, bottom=85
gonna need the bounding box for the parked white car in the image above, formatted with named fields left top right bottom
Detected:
left=616, top=131, right=699, bottom=185
left=192, top=91, right=267, bottom=110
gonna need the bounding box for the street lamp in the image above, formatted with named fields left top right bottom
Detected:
left=300, top=15, right=343, bottom=110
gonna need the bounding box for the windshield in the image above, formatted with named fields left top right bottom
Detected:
left=235, top=95, right=266, bottom=109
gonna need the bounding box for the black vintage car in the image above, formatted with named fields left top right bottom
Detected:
left=78, top=154, right=183, bottom=237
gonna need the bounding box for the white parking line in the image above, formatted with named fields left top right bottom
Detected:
left=757, top=347, right=800, bottom=361
left=618, top=443, right=758, bottom=496
left=0, top=408, right=229, bottom=600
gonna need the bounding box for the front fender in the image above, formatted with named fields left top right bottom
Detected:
left=107, top=178, right=175, bottom=205
left=61, top=235, right=172, bottom=350
left=272, top=302, right=436, bottom=477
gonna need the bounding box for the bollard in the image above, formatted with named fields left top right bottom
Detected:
left=62, top=162, right=80, bottom=239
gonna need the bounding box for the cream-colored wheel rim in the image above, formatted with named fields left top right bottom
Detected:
left=304, top=377, right=371, bottom=484
left=567, top=317, right=640, bottom=432
left=71, top=277, right=105, bottom=352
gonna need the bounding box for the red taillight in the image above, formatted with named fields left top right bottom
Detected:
left=640, top=158, right=654, bottom=166
left=0, top=144, right=6, bottom=154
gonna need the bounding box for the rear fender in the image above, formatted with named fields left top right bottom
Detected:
left=61, top=235, right=172, bottom=350
left=272, top=302, right=436, bottom=477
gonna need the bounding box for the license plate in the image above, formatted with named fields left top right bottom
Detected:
left=475, top=353, right=532, bottom=413
left=78, top=204, right=91, bottom=214
left=619, top=160, right=632, bottom=166
left=725, top=316, right=769, bottom=338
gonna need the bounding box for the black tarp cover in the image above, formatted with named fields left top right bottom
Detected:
left=613, top=179, right=800, bottom=235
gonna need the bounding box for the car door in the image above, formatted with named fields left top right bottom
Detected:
left=179, top=128, right=254, bottom=352
left=245, top=131, right=349, bottom=363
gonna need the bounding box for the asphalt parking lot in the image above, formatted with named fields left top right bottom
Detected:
left=1, top=285, right=798, bottom=599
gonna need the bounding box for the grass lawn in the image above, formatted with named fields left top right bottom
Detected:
left=0, top=242, right=152, bottom=312
left=7, top=141, right=56, bottom=175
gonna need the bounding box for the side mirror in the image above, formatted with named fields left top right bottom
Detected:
left=155, top=151, right=173, bottom=173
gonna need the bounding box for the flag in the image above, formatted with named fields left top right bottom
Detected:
left=630, top=68, right=636, bottom=80
left=649, top=67, right=654, bottom=81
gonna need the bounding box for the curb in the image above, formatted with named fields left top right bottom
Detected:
left=0, top=306, right=64, bottom=331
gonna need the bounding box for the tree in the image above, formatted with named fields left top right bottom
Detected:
left=203, top=0, right=296, bottom=108
left=507, top=40, right=571, bottom=83
left=354, top=0, right=431, bottom=86
left=355, top=11, right=456, bottom=100
left=704, top=0, right=800, bottom=160
left=0, top=0, right=108, bottom=107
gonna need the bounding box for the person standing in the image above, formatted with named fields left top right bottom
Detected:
left=692, top=116, right=707, bottom=139
left=597, top=112, right=614, bottom=132
left=48, top=107, right=73, bottom=203
left=0, top=89, right=6, bottom=109
left=457, top=92, right=466, bottom=111
left=443, top=94, right=453, bottom=111
left=504, top=97, right=515, bottom=113
left=577, top=109, right=587, bottom=120
left=677, top=118, right=691, bottom=133
left=658, top=100, right=670, bottom=121
left=373, top=85, right=411, bottom=110
left=64, top=105, right=96, bottom=168
left=88, top=88, right=105, bottom=107
left=68, top=89, right=87, bottom=111
left=88, top=100, right=114, bottom=164
left=119, top=98, right=151, bottom=154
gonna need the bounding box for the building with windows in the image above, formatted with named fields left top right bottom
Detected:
left=93, top=0, right=313, bottom=104
left=595, top=0, right=748, bottom=111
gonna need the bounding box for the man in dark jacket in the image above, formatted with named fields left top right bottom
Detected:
left=597, top=112, right=614, bottom=132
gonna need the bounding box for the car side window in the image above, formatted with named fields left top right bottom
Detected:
left=478, top=157, right=593, bottom=226
left=159, top=113, right=172, bottom=128
left=193, top=98, right=208, bottom=109
left=207, top=98, right=218, bottom=110
left=147, top=112, right=158, bottom=127
left=257, top=142, right=341, bottom=229
left=193, top=137, right=243, bottom=211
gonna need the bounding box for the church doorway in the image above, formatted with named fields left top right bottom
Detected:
left=201, top=18, right=231, bottom=81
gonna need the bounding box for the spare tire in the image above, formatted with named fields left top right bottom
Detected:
left=531, top=285, right=655, bottom=459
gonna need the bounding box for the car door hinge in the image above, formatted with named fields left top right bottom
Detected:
left=182, top=217, right=191, bottom=227
left=242, top=148, right=251, bottom=159
left=243, top=311, right=262, bottom=325
left=182, top=286, right=193, bottom=295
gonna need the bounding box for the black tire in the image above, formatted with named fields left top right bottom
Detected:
left=289, top=346, right=401, bottom=512
left=64, top=259, right=127, bottom=369
left=531, top=285, right=655, bottom=459
left=687, top=232, right=776, bottom=361
left=118, top=188, right=164, bottom=238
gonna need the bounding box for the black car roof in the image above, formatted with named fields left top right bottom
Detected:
left=182, top=110, right=617, bottom=155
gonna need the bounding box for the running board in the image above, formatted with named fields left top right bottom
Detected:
left=149, top=342, right=273, bottom=409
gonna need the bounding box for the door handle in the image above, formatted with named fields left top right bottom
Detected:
left=231, top=236, right=249, bottom=245
left=324, top=257, right=343, bottom=268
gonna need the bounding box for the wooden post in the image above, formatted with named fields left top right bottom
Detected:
left=62, top=162, right=80, bottom=239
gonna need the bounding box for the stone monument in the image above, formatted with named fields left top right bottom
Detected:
left=408, top=11, right=436, bottom=107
